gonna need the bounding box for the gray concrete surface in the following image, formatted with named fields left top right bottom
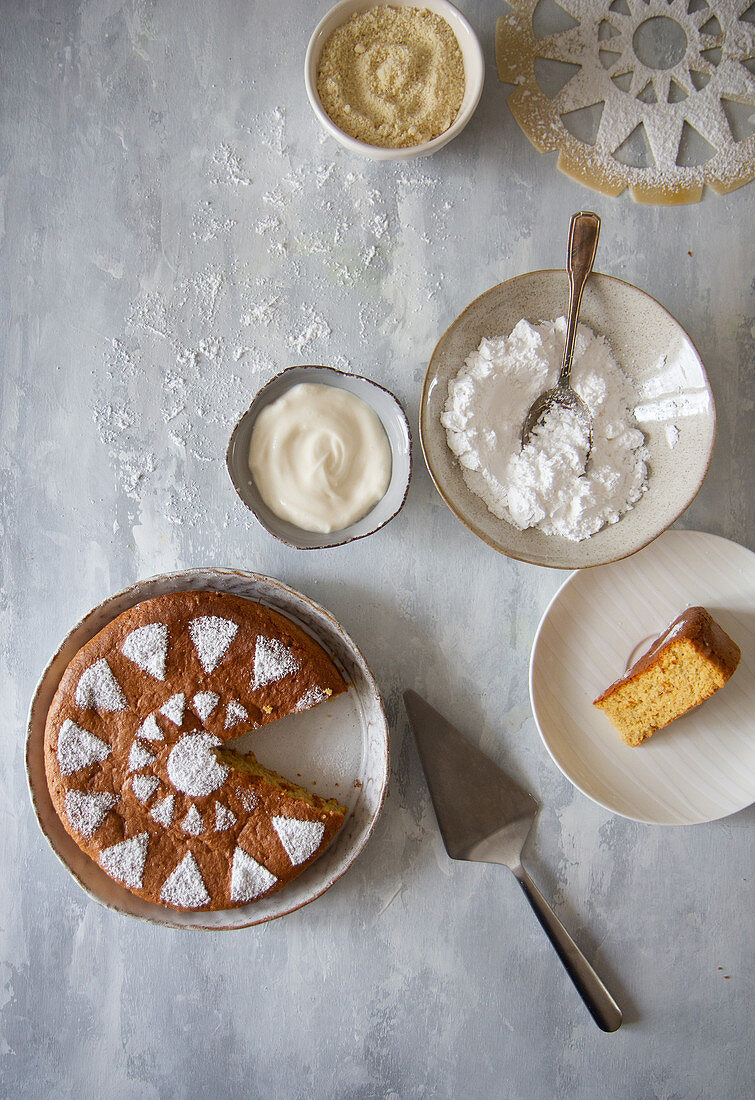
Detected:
left=1, top=1, right=753, bottom=1097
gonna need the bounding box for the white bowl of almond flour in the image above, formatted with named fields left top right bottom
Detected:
left=305, top=0, right=484, bottom=160
left=420, top=270, right=716, bottom=569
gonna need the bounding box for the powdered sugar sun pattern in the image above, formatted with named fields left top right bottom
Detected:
left=43, top=591, right=348, bottom=911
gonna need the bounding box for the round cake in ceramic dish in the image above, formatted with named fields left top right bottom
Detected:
left=43, top=590, right=348, bottom=912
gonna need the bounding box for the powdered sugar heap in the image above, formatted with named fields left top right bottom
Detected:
left=272, top=817, right=325, bottom=867
left=75, top=660, right=128, bottom=712
left=442, top=318, right=649, bottom=541
left=160, top=852, right=210, bottom=908
left=57, top=720, right=111, bottom=775
left=252, top=637, right=300, bottom=689
left=65, top=791, right=117, bottom=837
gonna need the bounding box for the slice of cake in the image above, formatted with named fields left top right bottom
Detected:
left=593, top=607, right=741, bottom=747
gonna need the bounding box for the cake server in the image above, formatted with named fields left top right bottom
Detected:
left=403, top=690, right=622, bottom=1033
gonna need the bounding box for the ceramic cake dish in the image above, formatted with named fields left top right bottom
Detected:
left=27, top=569, right=389, bottom=929
left=227, top=365, right=412, bottom=549
left=421, top=270, right=716, bottom=569
left=530, top=530, right=755, bottom=825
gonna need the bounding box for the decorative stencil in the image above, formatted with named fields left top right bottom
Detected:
left=496, top=0, right=755, bottom=203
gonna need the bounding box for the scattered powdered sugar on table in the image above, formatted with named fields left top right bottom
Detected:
left=93, top=105, right=459, bottom=525
left=442, top=318, right=649, bottom=541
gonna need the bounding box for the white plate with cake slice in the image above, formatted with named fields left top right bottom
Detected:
left=26, top=569, right=389, bottom=929
left=530, top=530, right=755, bottom=825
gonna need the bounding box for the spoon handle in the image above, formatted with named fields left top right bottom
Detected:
left=559, top=212, right=601, bottom=388
left=514, top=864, right=623, bottom=1033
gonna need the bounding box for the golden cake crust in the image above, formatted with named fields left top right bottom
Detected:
left=593, top=607, right=741, bottom=746
left=44, top=591, right=348, bottom=911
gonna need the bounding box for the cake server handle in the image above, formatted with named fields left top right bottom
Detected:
left=514, top=865, right=623, bottom=1033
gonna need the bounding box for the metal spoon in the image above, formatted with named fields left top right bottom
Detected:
left=521, top=211, right=601, bottom=459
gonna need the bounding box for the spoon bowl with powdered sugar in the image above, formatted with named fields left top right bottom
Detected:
left=521, top=212, right=599, bottom=460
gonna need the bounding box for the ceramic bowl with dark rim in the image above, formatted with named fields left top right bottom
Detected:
left=227, top=365, right=412, bottom=549
left=420, top=270, right=716, bottom=569
left=27, top=568, right=389, bottom=930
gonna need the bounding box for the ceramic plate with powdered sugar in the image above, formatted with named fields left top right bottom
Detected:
left=421, top=269, right=716, bottom=569
left=26, top=569, right=388, bottom=930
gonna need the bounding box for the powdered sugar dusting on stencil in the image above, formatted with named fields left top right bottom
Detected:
left=57, top=719, right=111, bottom=775
left=190, top=617, right=238, bottom=673
left=272, top=816, right=326, bottom=866
left=160, top=693, right=186, bottom=726
left=121, top=623, right=168, bottom=680
left=236, top=789, right=259, bottom=813
left=214, top=802, right=237, bottom=832
left=253, top=637, right=300, bottom=689
left=224, top=699, right=249, bottom=729
left=64, top=791, right=116, bottom=838
left=167, top=733, right=228, bottom=797
left=181, top=805, right=204, bottom=836
left=75, top=659, right=128, bottom=712
left=161, top=852, right=210, bottom=908
left=130, top=774, right=160, bottom=803
left=128, top=742, right=156, bottom=771
left=192, top=691, right=219, bottom=722
left=230, top=847, right=277, bottom=902
left=150, top=794, right=175, bottom=827
left=99, top=834, right=149, bottom=888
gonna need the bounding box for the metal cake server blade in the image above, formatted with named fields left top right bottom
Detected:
left=404, top=690, right=622, bottom=1033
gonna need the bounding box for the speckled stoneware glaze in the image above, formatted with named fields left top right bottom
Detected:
left=304, top=0, right=485, bottom=162
left=27, top=569, right=389, bottom=930
left=421, top=270, right=716, bottom=569
left=227, top=365, right=412, bottom=549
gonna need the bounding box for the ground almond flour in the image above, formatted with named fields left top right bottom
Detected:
left=317, top=6, right=465, bottom=149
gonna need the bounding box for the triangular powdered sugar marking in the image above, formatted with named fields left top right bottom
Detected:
left=150, top=794, right=175, bottom=827
left=121, top=623, right=168, bottom=680
left=252, top=637, right=300, bottom=689
left=237, top=789, right=259, bottom=813
left=189, top=616, right=238, bottom=674
left=192, top=691, right=219, bottom=723
left=64, top=791, right=116, bottom=838
left=295, top=686, right=327, bottom=712
left=160, top=852, right=210, bottom=909
left=128, top=741, right=156, bottom=771
left=57, top=719, right=111, bottom=776
left=98, top=833, right=149, bottom=888
left=224, top=700, right=248, bottom=729
left=75, top=659, right=127, bottom=712
left=137, top=713, right=163, bottom=742
left=271, top=816, right=326, bottom=866
left=160, top=693, right=185, bottom=726
left=230, top=847, right=277, bottom=902
left=214, top=801, right=237, bottom=832
left=131, top=775, right=159, bottom=803
left=181, top=805, right=204, bottom=836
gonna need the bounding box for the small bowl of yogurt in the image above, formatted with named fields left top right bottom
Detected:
left=227, top=365, right=412, bottom=549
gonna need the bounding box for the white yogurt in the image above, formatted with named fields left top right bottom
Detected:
left=249, top=382, right=392, bottom=534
